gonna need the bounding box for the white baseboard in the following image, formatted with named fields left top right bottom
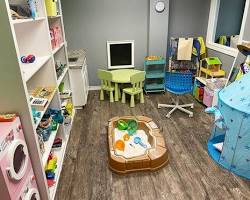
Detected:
left=89, top=86, right=101, bottom=91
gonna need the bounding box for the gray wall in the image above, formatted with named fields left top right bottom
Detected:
left=62, top=0, right=148, bottom=86
left=62, top=0, right=211, bottom=86
left=148, top=0, right=169, bottom=58
left=168, top=0, right=210, bottom=39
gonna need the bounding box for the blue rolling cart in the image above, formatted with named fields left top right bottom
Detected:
left=144, top=58, right=166, bottom=94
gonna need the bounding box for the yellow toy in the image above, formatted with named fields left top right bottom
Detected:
left=123, top=134, right=130, bottom=141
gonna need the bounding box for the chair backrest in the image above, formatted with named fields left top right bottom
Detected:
left=97, top=69, right=113, bottom=88
left=130, top=71, right=146, bottom=92
left=165, top=71, right=193, bottom=93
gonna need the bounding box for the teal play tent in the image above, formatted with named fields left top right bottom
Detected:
left=207, top=72, right=250, bottom=179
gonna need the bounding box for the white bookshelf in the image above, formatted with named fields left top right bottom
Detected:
left=0, top=0, right=74, bottom=199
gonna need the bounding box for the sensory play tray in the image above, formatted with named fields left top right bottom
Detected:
left=108, top=116, right=169, bottom=174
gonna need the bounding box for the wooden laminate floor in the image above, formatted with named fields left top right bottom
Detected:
left=55, top=91, right=250, bottom=200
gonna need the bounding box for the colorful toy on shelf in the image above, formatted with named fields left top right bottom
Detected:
left=52, top=137, right=62, bottom=149
left=21, top=54, right=36, bottom=63
left=32, top=107, right=41, bottom=124
left=134, top=137, right=147, bottom=148
left=114, top=140, right=125, bottom=151
left=45, top=0, right=57, bottom=17
left=30, top=96, right=48, bottom=111
left=31, top=86, right=55, bottom=100
left=199, top=57, right=225, bottom=78
left=117, top=120, right=128, bottom=130
left=0, top=113, right=16, bottom=122
left=65, top=102, right=73, bottom=116
left=45, top=153, right=57, bottom=187
left=55, top=61, right=66, bottom=79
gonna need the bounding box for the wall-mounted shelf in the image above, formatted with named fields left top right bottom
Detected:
left=42, top=124, right=60, bottom=167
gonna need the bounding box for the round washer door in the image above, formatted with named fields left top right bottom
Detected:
left=25, top=188, right=40, bottom=200
left=7, top=139, right=29, bottom=181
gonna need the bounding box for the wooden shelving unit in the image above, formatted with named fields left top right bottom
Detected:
left=0, top=0, right=75, bottom=199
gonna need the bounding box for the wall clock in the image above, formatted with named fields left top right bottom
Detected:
left=155, top=1, right=165, bottom=13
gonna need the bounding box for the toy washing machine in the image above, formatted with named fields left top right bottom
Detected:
left=0, top=117, right=40, bottom=200
left=18, top=169, right=40, bottom=200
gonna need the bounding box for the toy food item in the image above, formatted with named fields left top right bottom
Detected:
left=0, top=114, right=16, bottom=122
left=145, top=55, right=162, bottom=60
left=117, top=120, right=128, bottom=130
left=114, top=140, right=125, bottom=151
left=123, top=134, right=130, bottom=141
left=127, top=119, right=138, bottom=135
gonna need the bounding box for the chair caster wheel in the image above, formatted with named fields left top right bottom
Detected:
left=189, top=114, right=193, bottom=117
left=191, top=105, right=194, bottom=109
left=158, top=105, right=161, bottom=109
left=166, top=114, right=170, bottom=118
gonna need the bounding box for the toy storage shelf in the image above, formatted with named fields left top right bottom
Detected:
left=22, top=56, right=51, bottom=82
left=48, top=138, right=68, bottom=200
left=48, top=15, right=62, bottom=19
left=144, top=58, right=166, bottom=93
left=12, top=17, right=46, bottom=24
left=145, top=72, right=165, bottom=79
left=57, top=67, right=68, bottom=86
left=33, top=88, right=57, bottom=129
left=0, top=0, right=75, bottom=199
left=145, top=83, right=165, bottom=91
left=53, top=42, right=64, bottom=54
left=42, top=124, right=60, bottom=167
left=64, top=108, right=75, bottom=135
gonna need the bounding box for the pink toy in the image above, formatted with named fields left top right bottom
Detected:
left=0, top=117, right=40, bottom=200
left=203, top=87, right=214, bottom=107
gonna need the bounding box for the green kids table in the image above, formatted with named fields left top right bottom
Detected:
left=110, top=69, right=142, bottom=101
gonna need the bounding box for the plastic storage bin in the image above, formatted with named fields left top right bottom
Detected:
left=203, top=87, right=214, bottom=107
left=193, top=80, right=205, bottom=102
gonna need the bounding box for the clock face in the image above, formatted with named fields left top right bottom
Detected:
left=155, top=1, right=165, bottom=13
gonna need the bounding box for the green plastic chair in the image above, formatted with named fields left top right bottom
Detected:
left=97, top=69, right=114, bottom=102
left=122, top=71, right=145, bottom=107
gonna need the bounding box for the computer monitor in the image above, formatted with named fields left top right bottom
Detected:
left=107, top=40, right=134, bottom=69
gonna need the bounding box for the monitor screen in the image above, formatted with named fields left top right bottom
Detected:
left=110, top=43, right=132, bottom=66
left=107, top=40, right=134, bottom=69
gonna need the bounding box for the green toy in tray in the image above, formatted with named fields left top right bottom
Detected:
left=117, top=120, right=128, bottom=130
left=127, top=120, right=138, bottom=135
left=117, top=119, right=138, bottom=136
